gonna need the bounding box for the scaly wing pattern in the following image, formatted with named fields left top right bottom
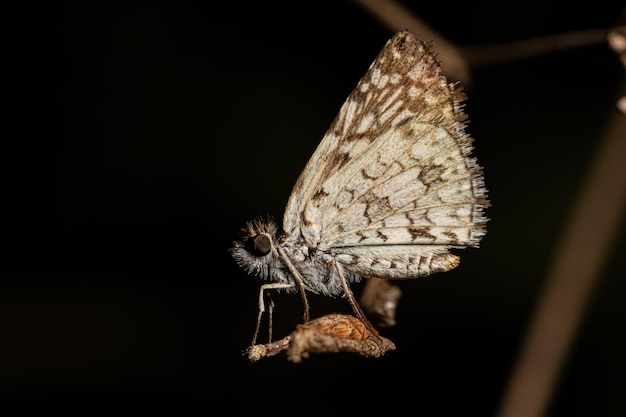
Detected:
left=282, top=30, right=488, bottom=280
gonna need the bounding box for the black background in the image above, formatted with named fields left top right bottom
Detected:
left=3, top=1, right=625, bottom=415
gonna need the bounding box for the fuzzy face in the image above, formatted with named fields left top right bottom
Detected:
left=230, top=218, right=282, bottom=282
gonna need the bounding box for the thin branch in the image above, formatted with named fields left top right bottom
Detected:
left=244, top=314, right=396, bottom=363
left=496, top=105, right=626, bottom=417
left=461, top=27, right=616, bottom=66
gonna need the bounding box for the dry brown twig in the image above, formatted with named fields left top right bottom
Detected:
left=245, top=314, right=396, bottom=363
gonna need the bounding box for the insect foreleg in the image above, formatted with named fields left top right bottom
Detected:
left=252, top=282, right=294, bottom=345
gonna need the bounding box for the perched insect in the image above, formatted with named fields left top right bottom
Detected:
left=231, top=30, right=489, bottom=347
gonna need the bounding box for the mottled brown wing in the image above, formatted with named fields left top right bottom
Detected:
left=281, top=30, right=488, bottom=279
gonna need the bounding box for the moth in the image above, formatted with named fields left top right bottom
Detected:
left=231, top=30, right=489, bottom=346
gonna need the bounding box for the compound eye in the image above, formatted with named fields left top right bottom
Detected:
left=246, top=234, right=272, bottom=256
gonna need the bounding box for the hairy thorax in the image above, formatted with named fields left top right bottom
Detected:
left=278, top=244, right=361, bottom=296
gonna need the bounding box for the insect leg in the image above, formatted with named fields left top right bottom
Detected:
left=334, top=259, right=380, bottom=336
left=252, top=282, right=294, bottom=346
left=277, top=247, right=311, bottom=323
